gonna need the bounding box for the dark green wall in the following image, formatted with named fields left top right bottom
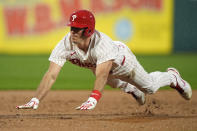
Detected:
left=174, top=0, right=197, bottom=52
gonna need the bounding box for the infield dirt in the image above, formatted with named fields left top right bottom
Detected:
left=0, top=90, right=197, bottom=131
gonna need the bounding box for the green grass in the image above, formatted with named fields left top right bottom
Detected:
left=0, top=53, right=197, bottom=90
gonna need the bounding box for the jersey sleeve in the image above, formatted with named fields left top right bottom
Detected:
left=48, top=39, right=67, bottom=67
left=94, top=39, right=118, bottom=65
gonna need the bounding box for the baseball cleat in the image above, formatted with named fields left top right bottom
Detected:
left=128, top=90, right=146, bottom=105
left=167, top=67, right=192, bottom=100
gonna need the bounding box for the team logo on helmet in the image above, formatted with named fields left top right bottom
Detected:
left=67, top=10, right=95, bottom=37
left=72, top=15, right=77, bottom=22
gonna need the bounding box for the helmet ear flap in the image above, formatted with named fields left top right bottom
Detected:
left=84, top=27, right=92, bottom=37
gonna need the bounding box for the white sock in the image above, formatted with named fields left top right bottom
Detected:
left=149, top=71, right=173, bottom=92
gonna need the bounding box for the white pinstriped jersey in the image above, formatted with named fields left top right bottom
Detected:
left=49, top=30, right=137, bottom=78
left=49, top=31, right=180, bottom=95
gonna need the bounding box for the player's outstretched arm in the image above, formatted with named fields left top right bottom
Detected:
left=76, top=60, right=113, bottom=110
left=16, top=62, right=62, bottom=110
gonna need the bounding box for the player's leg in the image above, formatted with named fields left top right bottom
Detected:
left=129, top=61, right=171, bottom=93
left=128, top=60, right=192, bottom=100
left=106, top=77, right=145, bottom=105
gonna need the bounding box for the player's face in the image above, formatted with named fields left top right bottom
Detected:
left=70, top=27, right=85, bottom=44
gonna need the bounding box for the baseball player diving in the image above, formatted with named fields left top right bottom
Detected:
left=16, top=10, right=192, bottom=110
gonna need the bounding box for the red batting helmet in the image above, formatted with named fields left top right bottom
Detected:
left=67, top=10, right=95, bottom=37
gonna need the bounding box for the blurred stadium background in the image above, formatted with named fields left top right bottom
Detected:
left=0, top=0, right=196, bottom=90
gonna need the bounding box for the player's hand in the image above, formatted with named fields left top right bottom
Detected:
left=76, top=97, right=97, bottom=110
left=76, top=90, right=102, bottom=110
left=16, top=98, right=39, bottom=110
